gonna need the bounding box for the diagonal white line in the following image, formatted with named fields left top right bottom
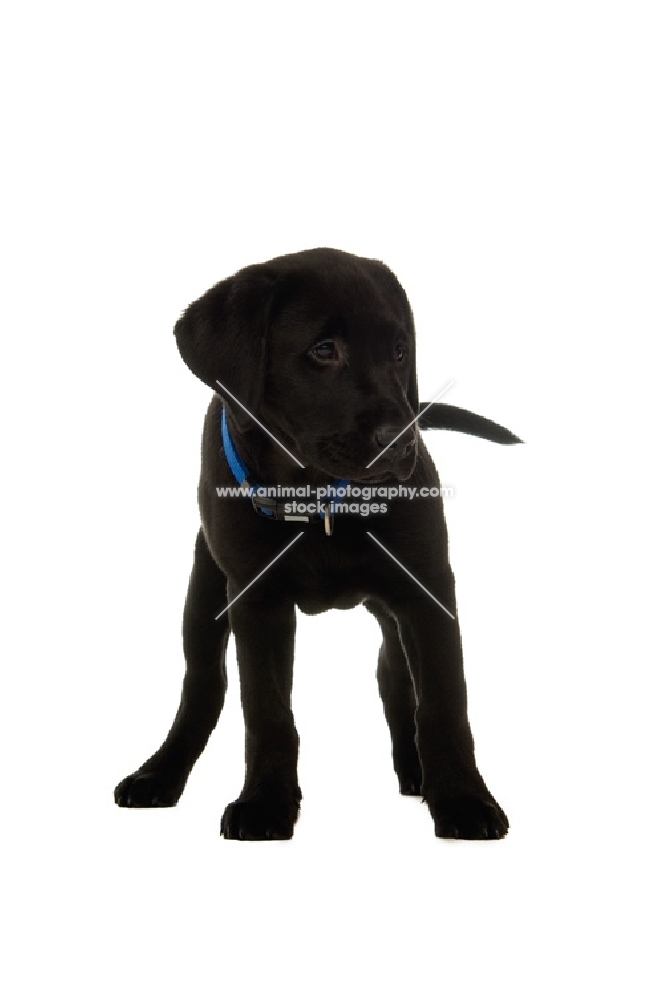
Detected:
left=366, top=532, right=455, bottom=619
left=216, top=379, right=305, bottom=469
left=365, top=379, right=455, bottom=469
left=214, top=532, right=305, bottom=619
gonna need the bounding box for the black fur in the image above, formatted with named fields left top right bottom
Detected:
left=115, top=248, right=519, bottom=840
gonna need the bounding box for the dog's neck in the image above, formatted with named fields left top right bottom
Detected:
left=224, top=409, right=338, bottom=488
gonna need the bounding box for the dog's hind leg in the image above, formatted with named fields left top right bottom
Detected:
left=115, top=529, right=229, bottom=807
left=365, top=599, right=422, bottom=796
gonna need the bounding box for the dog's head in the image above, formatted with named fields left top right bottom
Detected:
left=175, top=248, right=419, bottom=481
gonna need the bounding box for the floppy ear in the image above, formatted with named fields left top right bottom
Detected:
left=174, top=265, right=276, bottom=429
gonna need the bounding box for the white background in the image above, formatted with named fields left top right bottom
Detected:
left=1, top=2, right=662, bottom=997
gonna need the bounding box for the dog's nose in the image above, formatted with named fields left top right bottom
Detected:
left=374, top=424, right=416, bottom=457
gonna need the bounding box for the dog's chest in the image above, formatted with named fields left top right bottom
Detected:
left=296, top=591, right=365, bottom=615
left=294, top=573, right=366, bottom=615
left=295, top=590, right=366, bottom=615
left=290, top=539, right=371, bottom=615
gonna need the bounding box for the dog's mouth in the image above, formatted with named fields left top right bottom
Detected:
left=261, top=416, right=419, bottom=484
left=349, top=462, right=415, bottom=484
left=313, top=443, right=418, bottom=485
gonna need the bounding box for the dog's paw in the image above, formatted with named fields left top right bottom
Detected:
left=221, top=798, right=300, bottom=840
left=429, top=794, right=509, bottom=840
left=399, top=777, right=422, bottom=796
left=114, top=771, right=182, bottom=808
left=396, top=760, right=422, bottom=796
left=393, top=746, right=422, bottom=795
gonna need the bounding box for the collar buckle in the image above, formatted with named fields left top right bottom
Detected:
left=250, top=491, right=278, bottom=519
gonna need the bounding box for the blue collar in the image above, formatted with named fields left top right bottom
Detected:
left=221, top=407, right=349, bottom=528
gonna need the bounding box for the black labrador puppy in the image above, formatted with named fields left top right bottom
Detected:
left=115, top=248, right=520, bottom=839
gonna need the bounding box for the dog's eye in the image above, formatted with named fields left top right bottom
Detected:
left=394, top=343, right=406, bottom=363
left=310, top=341, right=338, bottom=362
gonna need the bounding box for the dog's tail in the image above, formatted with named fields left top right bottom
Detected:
left=418, top=402, right=522, bottom=445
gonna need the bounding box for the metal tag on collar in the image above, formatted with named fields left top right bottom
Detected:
left=324, top=502, right=333, bottom=536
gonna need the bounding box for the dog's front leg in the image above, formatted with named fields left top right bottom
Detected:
left=221, top=596, right=301, bottom=840
left=115, top=530, right=229, bottom=808
left=394, top=583, right=509, bottom=840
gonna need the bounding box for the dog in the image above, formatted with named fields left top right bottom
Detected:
left=115, top=247, right=520, bottom=839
